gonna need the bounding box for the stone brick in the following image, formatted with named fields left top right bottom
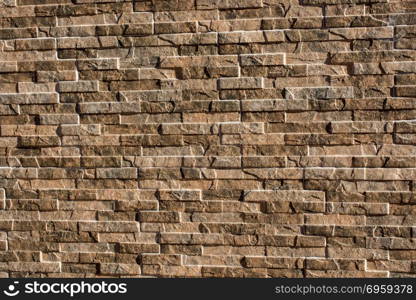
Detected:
left=139, top=212, right=180, bottom=223
left=218, top=77, right=263, bottom=89
left=76, top=59, right=119, bottom=70
left=78, top=102, right=141, bottom=114
left=39, top=114, right=79, bottom=125
left=219, top=30, right=285, bottom=44
left=160, top=55, right=238, bottom=68
left=15, top=38, right=56, bottom=50
left=59, top=124, right=101, bottom=136
left=58, top=81, right=99, bottom=93
left=100, top=263, right=140, bottom=275
left=96, top=168, right=137, bottom=179
left=244, top=190, right=325, bottom=202
left=0, top=93, right=58, bottom=104
left=240, top=54, right=285, bottom=66
left=285, top=87, right=354, bottom=100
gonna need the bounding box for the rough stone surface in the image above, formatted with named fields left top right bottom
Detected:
left=0, top=0, right=414, bottom=278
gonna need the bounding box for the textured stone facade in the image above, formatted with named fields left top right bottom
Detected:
left=0, top=0, right=415, bottom=278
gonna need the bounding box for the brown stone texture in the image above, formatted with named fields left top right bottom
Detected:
left=0, top=0, right=415, bottom=278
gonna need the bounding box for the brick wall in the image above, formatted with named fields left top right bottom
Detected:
left=0, top=0, right=415, bottom=277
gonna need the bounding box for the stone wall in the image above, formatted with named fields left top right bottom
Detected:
left=0, top=0, right=415, bottom=277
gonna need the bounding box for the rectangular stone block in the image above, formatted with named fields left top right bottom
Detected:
left=77, top=59, right=119, bottom=70
left=59, top=124, right=101, bottom=136
left=218, top=77, right=263, bottom=89
left=285, top=87, right=354, bottom=99
left=96, top=168, right=138, bottom=179
left=58, top=81, right=99, bottom=92
left=100, top=263, right=140, bottom=275
left=240, top=54, right=285, bottom=66
left=39, top=114, right=79, bottom=125
left=219, top=30, right=284, bottom=44
left=395, top=86, right=416, bottom=97
left=244, top=190, right=325, bottom=202
left=160, top=55, right=238, bottom=67
left=0, top=93, right=58, bottom=104
left=78, top=102, right=141, bottom=114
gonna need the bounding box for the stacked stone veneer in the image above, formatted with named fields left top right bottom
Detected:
left=0, top=0, right=416, bottom=277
